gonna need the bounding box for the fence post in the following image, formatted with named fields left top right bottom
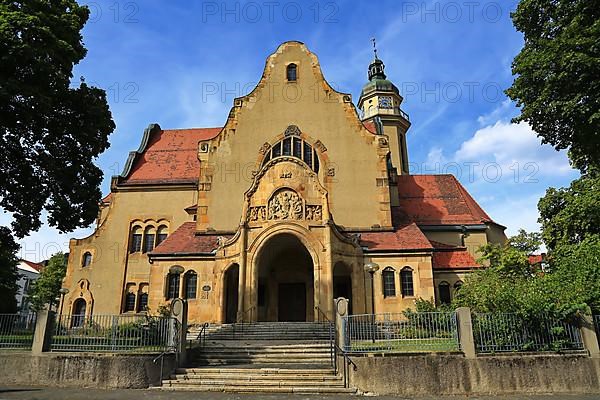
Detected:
left=171, top=298, right=188, bottom=365
left=334, top=297, right=349, bottom=349
left=31, top=309, right=55, bottom=355
left=580, top=314, right=600, bottom=359
left=456, top=307, right=476, bottom=359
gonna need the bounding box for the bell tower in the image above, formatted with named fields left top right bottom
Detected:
left=357, top=40, right=411, bottom=175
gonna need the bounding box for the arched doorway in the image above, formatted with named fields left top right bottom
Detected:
left=256, top=233, right=314, bottom=322
left=71, top=298, right=86, bottom=327
left=223, top=264, right=239, bottom=323
left=333, top=262, right=353, bottom=315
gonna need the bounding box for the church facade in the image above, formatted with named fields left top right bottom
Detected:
left=61, top=42, right=506, bottom=323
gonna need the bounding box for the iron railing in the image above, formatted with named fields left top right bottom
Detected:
left=315, top=306, right=335, bottom=369
left=473, top=312, right=584, bottom=353
left=51, top=314, right=178, bottom=353
left=343, top=311, right=459, bottom=353
left=0, top=313, right=37, bottom=350
left=595, top=315, right=600, bottom=346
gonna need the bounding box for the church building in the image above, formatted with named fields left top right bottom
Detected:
left=62, top=41, right=506, bottom=323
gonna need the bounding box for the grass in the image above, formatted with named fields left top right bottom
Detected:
left=350, top=338, right=459, bottom=353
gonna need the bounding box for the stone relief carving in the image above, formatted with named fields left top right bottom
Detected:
left=247, top=189, right=323, bottom=223
left=305, top=205, right=323, bottom=221
left=259, top=142, right=271, bottom=154
left=284, top=125, right=301, bottom=137
left=248, top=206, right=267, bottom=222
left=269, top=190, right=303, bottom=220
left=314, top=140, right=327, bottom=153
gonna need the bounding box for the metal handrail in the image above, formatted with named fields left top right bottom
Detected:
left=315, top=306, right=335, bottom=370
left=194, top=322, right=209, bottom=348
left=334, top=343, right=357, bottom=389
left=152, top=350, right=175, bottom=387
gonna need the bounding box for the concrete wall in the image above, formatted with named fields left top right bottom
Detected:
left=0, top=352, right=177, bottom=389
left=348, top=353, right=600, bottom=396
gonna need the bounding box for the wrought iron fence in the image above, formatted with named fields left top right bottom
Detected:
left=473, top=312, right=583, bottom=353
left=343, top=311, right=459, bottom=353
left=594, top=315, right=600, bottom=347
left=51, top=314, right=178, bottom=353
left=0, top=313, right=37, bottom=350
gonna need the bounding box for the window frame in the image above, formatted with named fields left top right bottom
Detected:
left=124, top=292, right=136, bottom=312
left=381, top=267, right=396, bottom=298
left=183, top=271, right=198, bottom=300
left=166, top=272, right=181, bottom=300
left=400, top=267, right=414, bottom=297
left=286, top=63, right=297, bottom=81
left=81, top=252, right=92, bottom=268
left=438, top=281, right=451, bottom=304
left=130, top=226, right=143, bottom=253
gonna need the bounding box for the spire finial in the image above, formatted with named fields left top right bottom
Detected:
left=371, top=37, right=378, bottom=59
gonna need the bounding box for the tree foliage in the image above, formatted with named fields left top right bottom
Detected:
left=506, top=0, right=600, bottom=172
left=29, top=252, right=67, bottom=311
left=0, top=0, right=114, bottom=239
left=538, top=172, right=600, bottom=250
left=0, top=227, right=19, bottom=313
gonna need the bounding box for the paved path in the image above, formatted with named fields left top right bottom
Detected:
left=0, top=387, right=599, bottom=400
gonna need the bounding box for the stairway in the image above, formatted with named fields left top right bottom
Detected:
left=162, top=322, right=355, bottom=394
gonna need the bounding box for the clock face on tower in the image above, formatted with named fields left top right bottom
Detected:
left=378, top=96, right=393, bottom=109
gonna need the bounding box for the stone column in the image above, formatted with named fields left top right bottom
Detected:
left=32, top=309, right=55, bottom=355
left=580, top=314, right=600, bottom=359
left=237, top=224, right=248, bottom=321
left=335, top=298, right=349, bottom=349
left=456, top=307, right=476, bottom=359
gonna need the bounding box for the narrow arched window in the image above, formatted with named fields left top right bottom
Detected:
left=439, top=281, right=451, bottom=304
left=453, top=281, right=463, bottom=294
left=286, top=63, right=297, bottom=81
left=382, top=267, right=396, bottom=297
left=166, top=272, right=180, bottom=300
left=143, top=226, right=156, bottom=253
left=400, top=267, right=414, bottom=297
left=156, top=225, right=168, bottom=247
left=130, top=226, right=143, bottom=253
left=137, top=293, right=148, bottom=312
left=124, top=292, right=136, bottom=312
left=184, top=271, right=198, bottom=299
left=82, top=252, right=92, bottom=267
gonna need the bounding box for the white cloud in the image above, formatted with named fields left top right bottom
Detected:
left=476, top=98, right=513, bottom=126
left=454, top=121, right=575, bottom=177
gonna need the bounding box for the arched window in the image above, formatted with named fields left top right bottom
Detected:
left=156, top=225, right=168, bottom=247
left=71, top=299, right=86, bottom=328
left=137, top=293, right=148, bottom=312
left=130, top=226, right=143, bottom=253
left=439, top=281, right=451, bottom=304
left=286, top=63, right=297, bottom=81
left=400, top=267, right=414, bottom=297
left=143, top=226, right=156, bottom=253
left=382, top=267, right=396, bottom=297
left=166, top=272, right=181, bottom=300
left=124, top=292, right=136, bottom=312
left=81, top=252, right=92, bottom=267
left=262, top=137, right=320, bottom=173
left=454, top=280, right=463, bottom=293
left=184, top=271, right=198, bottom=299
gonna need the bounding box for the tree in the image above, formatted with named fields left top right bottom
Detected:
left=0, top=1, right=115, bottom=258
left=537, top=173, right=600, bottom=250
left=506, top=0, right=600, bottom=172
left=29, top=252, right=67, bottom=311
left=477, top=229, right=542, bottom=278
left=0, top=227, right=19, bottom=313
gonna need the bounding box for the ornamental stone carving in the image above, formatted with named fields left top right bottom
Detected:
left=305, top=205, right=322, bottom=221
left=248, top=206, right=266, bottom=222
left=268, top=190, right=303, bottom=220
left=284, top=125, right=301, bottom=137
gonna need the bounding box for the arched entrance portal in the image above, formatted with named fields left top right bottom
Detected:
left=223, top=264, right=239, bottom=323
left=333, top=262, right=353, bottom=315
left=257, top=233, right=314, bottom=322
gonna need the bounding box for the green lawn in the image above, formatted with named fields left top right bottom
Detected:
left=351, top=338, right=459, bottom=352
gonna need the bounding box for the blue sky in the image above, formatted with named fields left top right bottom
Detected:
left=9, top=0, right=579, bottom=261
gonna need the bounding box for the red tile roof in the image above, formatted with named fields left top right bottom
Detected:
left=101, top=193, right=113, bottom=203
left=393, top=174, right=495, bottom=226
left=150, top=222, right=232, bottom=256
left=121, top=127, right=221, bottom=185
left=528, top=254, right=546, bottom=265
left=432, top=248, right=480, bottom=270
left=19, top=259, right=43, bottom=272
left=359, top=223, right=432, bottom=251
